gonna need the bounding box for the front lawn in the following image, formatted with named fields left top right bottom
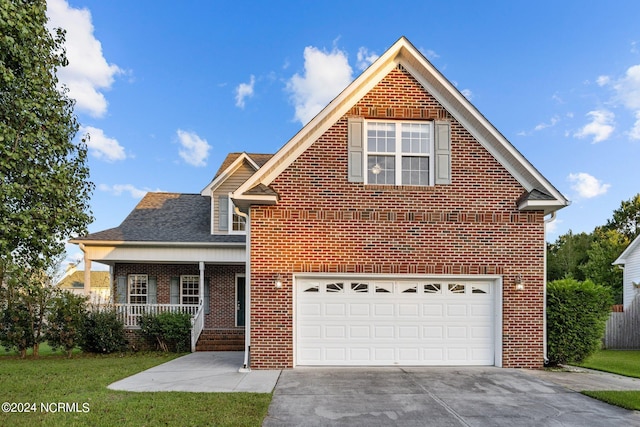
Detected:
left=578, top=349, right=640, bottom=378
left=0, top=352, right=271, bottom=427
left=577, top=350, right=640, bottom=411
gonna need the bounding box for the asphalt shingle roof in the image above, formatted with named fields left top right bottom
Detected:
left=77, top=192, right=245, bottom=244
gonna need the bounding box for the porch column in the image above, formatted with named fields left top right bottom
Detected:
left=83, top=256, right=91, bottom=297
left=199, top=261, right=205, bottom=306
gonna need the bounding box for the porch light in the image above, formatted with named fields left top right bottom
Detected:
left=274, top=274, right=283, bottom=289
left=514, top=274, right=524, bottom=291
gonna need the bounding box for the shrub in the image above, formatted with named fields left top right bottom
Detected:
left=80, top=306, right=127, bottom=354
left=139, top=312, right=192, bottom=352
left=46, top=290, right=88, bottom=357
left=547, top=278, right=612, bottom=365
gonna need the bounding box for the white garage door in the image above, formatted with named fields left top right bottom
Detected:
left=296, top=278, right=495, bottom=366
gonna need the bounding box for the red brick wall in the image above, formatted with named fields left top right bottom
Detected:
left=113, top=263, right=245, bottom=331
left=249, top=65, right=545, bottom=369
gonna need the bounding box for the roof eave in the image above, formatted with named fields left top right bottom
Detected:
left=517, top=199, right=569, bottom=215
left=69, top=239, right=246, bottom=248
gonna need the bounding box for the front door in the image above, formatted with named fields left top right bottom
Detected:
left=236, top=275, right=245, bottom=327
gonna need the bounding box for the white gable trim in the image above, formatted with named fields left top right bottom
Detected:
left=614, top=234, right=640, bottom=265
left=234, top=36, right=568, bottom=212
left=200, top=153, right=260, bottom=196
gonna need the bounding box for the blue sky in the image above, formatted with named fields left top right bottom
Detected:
left=47, top=0, right=640, bottom=267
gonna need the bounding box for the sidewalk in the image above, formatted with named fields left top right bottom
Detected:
left=521, top=365, right=640, bottom=391
left=108, top=351, right=281, bottom=393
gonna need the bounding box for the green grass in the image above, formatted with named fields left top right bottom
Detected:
left=0, top=352, right=271, bottom=426
left=582, top=390, right=640, bottom=410
left=578, top=349, right=640, bottom=378
left=577, top=350, right=640, bottom=411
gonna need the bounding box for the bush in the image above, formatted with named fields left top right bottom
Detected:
left=46, top=291, right=88, bottom=357
left=547, top=278, right=612, bottom=365
left=80, top=306, right=127, bottom=354
left=139, top=312, right=192, bottom=352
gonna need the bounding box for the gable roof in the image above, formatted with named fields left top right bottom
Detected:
left=200, top=152, right=273, bottom=196
left=614, top=234, right=640, bottom=265
left=232, top=36, right=568, bottom=215
left=71, top=192, right=244, bottom=245
left=58, top=271, right=110, bottom=288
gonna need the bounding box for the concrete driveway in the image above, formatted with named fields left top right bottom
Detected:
left=263, top=366, right=640, bottom=426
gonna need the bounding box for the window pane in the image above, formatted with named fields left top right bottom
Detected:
left=181, top=275, right=199, bottom=305
left=401, top=123, right=430, bottom=154
left=367, top=122, right=395, bottom=152
left=401, top=156, right=428, bottom=185
left=368, top=155, right=395, bottom=184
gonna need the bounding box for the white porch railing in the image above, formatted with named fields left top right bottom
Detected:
left=114, top=304, right=201, bottom=328
left=190, top=303, right=205, bottom=352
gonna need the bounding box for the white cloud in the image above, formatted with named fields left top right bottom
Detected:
left=629, top=111, right=640, bottom=140
left=356, top=47, right=378, bottom=71
left=177, top=129, right=211, bottom=167
left=46, top=0, right=122, bottom=118
left=80, top=126, right=126, bottom=161
left=567, top=172, right=610, bottom=199
left=574, top=110, right=615, bottom=143
left=287, top=46, right=353, bottom=125
left=534, top=116, right=560, bottom=131
left=98, top=183, right=148, bottom=198
left=235, top=75, right=255, bottom=108
left=545, top=217, right=562, bottom=234
left=422, top=49, right=440, bottom=61
left=613, top=64, right=640, bottom=110
left=460, top=89, right=473, bottom=100
left=596, top=75, right=610, bottom=86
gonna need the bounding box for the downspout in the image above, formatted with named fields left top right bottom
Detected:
left=543, top=211, right=557, bottom=365
left=235, top=206, right=251, bottom=372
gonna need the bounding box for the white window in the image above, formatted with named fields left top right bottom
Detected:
left=128, top=274, right=148, bottom=304
left=218, top=196, right=246, bottom=234
left=181, top=275, right=200, bottom=305
left=365, top=120, right=433, bottom=186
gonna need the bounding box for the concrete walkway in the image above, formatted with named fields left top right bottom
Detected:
left=521, top=365, right=640, bottom=391
left=108, top=352, right=280, bottom=393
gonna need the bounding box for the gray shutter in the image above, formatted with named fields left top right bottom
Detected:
left=218, top=196, right=229, bottom=231
left=170, top=277, right=180, bottom=305
left=204, top=279, right=210, bottom=315
left=148, top=277, right=157, bottom=304
left=347, top=117, right=364, bottom=182
left=116, top=276, right=127, bottom=304
left=434, top=121, right=451, bottom=185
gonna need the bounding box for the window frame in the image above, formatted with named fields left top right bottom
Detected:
left=364, top=119, right=434, bottom=186
left=228, top=197, right=246, bottom=234
left=128, top=274, right=148, bottom=304
left=180, top=275, right=200, bottom=305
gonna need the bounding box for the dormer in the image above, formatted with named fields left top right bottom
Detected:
left=201, top=152, right=272, bottom=235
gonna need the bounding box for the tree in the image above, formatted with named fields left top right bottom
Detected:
left=580, top=227, right=628, bottom=304
left=603, top=193, right=640, bottom=241
left=0, top=0, right=94, bottom=278
left=547, top=230, right=593, bottom=282
left=46, top=290, right=88, bottom=358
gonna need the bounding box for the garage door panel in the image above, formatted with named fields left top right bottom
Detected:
left=296, top=278, right=495, bottom=366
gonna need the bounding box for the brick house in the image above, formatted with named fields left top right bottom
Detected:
left=72, top=37, right=567, bottom=369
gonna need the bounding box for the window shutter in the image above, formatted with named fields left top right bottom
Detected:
left=218, top=196, right=229, bottom=231
left=170, top=277, right=180, bottom=305
left=204, top=279, right=210, bottom=315
left=116, top=276, right=127, bottom=304
left=148, top=277, right=157, bottom=304
left=347, top=117, right=364, bottom=182
left=434, top=121, right=451, bottom=185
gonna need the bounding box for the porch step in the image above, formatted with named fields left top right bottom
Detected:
left=196, top=329, right=245, bottom=352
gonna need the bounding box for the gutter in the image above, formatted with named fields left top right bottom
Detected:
left=543, top=211, right=557, bottom=365
left=235, top=206, right=252, bottom=372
